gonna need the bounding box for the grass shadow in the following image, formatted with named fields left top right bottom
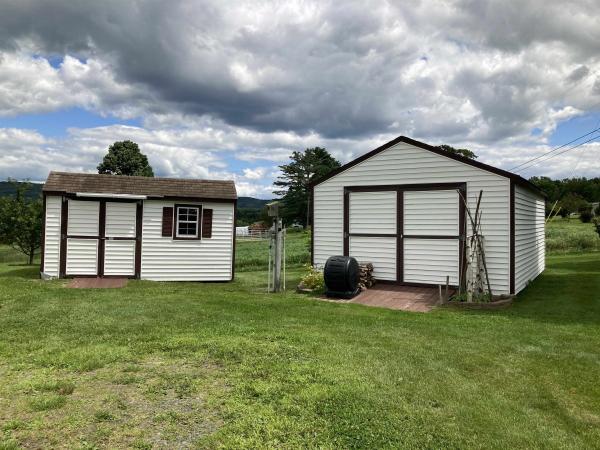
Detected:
left=0, top=265, right=39, bottom=279
left=466, top=254, right=600, bottom=326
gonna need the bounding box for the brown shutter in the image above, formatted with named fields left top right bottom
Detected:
left=202, top=208, right=213, bottom=238
left=162, top=207, right=174, bottom=237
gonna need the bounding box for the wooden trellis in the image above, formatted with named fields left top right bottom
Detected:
left=459, top=190, right=492, bottom=301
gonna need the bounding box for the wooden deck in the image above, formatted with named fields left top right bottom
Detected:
left=348, top=284, right=447, bottom=312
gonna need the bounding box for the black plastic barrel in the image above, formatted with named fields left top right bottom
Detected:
left=324, top=255, right=360, bottom=298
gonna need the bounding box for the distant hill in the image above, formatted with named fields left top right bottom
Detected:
left=0, top=181, right=271, bottom=223
left=237, top=197, right=271, bottom=209
left=0, top=181, right=43, bottom=199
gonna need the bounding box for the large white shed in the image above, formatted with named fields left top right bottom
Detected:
left=41, top=172, right=237, bottom=281
left=311, top=136, right=545, bottom=295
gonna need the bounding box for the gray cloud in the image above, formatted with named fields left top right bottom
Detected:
left=0, top=0, right=598, bottom=143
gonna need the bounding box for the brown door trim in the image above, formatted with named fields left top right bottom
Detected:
left=59, top=196, right=68, bottom=278
left=343, top=182, right=467, bottom=285
left=135, top=201, right=143, bottom=279
left=60, top=197, right=140, bottom=279
left=98, top=201, right=106, bottom=277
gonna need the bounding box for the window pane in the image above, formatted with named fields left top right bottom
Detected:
left=176, top=207, right=199, bottom=236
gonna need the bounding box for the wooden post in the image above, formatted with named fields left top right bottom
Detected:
left=273, top=218, right=283, bottom=292
left=445, top=275, right=449, bottom=302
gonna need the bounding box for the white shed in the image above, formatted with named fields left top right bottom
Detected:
left=311, top=136, right=545, bottom=295
left=41, top=172, right=237, bottom=281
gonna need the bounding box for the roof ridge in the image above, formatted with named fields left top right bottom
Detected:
left=48, top=171, right=234, bottom=184
left=311, top=135, right=545, bottom=197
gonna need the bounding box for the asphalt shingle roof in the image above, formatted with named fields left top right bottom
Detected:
left=43, top=171, right=237, bottom=200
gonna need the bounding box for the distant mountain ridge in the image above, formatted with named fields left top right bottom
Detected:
left=0, top=181, right=272, bottom=209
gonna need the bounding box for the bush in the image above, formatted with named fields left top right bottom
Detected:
left=594, top=218, right=600, bottom=238
left=595, top=204, right=600, bottom=216
left=300, top=264, right=324, bottom=291
left=580, top=209, right=593, bottom=223
left=546, top=219, right=600, bottom=252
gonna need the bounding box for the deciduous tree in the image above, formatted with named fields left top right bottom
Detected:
left=438, top=144, right=478, bottom=159
left=0, top=181, right=43, bottom=265
left=97, top=140, right=154, bottom=176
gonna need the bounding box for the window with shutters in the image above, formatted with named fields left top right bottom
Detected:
left=176, top=206, right=199, bottom=238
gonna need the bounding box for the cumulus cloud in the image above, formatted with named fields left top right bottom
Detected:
left=0, top=0, right=598, bottom=192
left=0, top=0, right=598, bottom=142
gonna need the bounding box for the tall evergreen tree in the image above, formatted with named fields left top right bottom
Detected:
left=274, top=147, right=340, bottom=225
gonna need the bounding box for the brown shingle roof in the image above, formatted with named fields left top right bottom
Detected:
left=43, top=172, right=237, bottom=200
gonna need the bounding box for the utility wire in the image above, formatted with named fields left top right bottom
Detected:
left=509, top=126, right=600, bottom=171
left=513, top=133, right=600, bottom=173
left=566, top=117, right=600, bottom=179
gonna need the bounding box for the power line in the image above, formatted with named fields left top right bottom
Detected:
left=514, top=133, right=600, bottom=173
left=567, top=117, right=600, bottom=179
left=509, top=126, right=600, bottom=171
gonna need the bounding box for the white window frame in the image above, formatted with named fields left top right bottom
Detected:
left=175, top=206, right=200, bottom=238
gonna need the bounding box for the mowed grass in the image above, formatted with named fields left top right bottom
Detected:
left=547, top=217, right=600, bottom=253
left=0, top=252, right=599, bottom=448
left=235, top=230, right=310, bottom=271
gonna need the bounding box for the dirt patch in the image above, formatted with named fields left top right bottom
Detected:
left=67, top=278, right=129, bottom=289
left=0, top=357, right=225, bottom=449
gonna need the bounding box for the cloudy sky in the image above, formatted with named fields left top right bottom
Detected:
left=0, top=0, right=599, bottom=198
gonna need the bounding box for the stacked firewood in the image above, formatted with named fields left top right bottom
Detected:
left=358, top=262, right=375, bottom=290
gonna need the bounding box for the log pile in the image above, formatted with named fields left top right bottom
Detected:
left=358, top=262, right=375, bottom=290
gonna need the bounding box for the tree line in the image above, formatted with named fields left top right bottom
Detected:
left=529, top=176, right=600, bottom=219
left=2, top=140, right=599, bottom=265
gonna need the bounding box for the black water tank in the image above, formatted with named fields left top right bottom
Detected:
left=324, top=255, right=360, bottom=299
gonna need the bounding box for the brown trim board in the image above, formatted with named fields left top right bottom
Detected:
left=59, top=196, right=68, bottom=278
left=341, top=183, right=466, bottom=285
left=510, top=180, right=515, bottom=295
left=40, top=194, right=47, bottom=275
left=310, top=135, right=545, bottom=198
left=231, top=199, right=237, bottom=281
left=98, top=200, right=106, bottom=277
left=135, top=201, right=143, bottom=279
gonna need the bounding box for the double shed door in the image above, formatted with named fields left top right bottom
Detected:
left=344, top=184, right=465, bottom=286
left=65, top=199, right=139, bottom=277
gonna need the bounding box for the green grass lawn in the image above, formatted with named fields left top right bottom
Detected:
left=0, top=251, right=599, bottom=448
left=547, top=217, right=600, bottom=253
left=235, top=230, right=310, bottom=272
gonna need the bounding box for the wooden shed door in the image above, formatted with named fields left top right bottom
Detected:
left=62, top=199, right=141, bottom=278
left=103, top=202, right=137, bottom=276
left=65, top=199, right=100, bottom=276
left=402, top=189, right=461, bottom=285
left=343, top=183, right=466, bottom=286
left=346, top=190, right=397, bottom=281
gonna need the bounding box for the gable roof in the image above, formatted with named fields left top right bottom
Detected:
left=312, top=136, right=545, bottom=197
left=43, top=171, right=237, bottom=200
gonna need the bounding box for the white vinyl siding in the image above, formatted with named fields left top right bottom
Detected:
left=66, top=238, right=98, bottom=275
left=313, top=141, right=512, bottom=294
left=67, top=200, right=99, bottom=236
left=104, top=240, right=135, bottom=276
left=43, top=195, right=62, bottom=277
left=141, top=200, right=234, bottom=281
left=349, top=236, right=396, bottom=281
left=404, top=190, right=459, bottom=236
left=105, top=202, right=136, bottom=238
left=404, top=239, right=459, bottom=285
left=349, top=191, right=396, bottom=234
left=514, top=185, right=545, bottom=293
